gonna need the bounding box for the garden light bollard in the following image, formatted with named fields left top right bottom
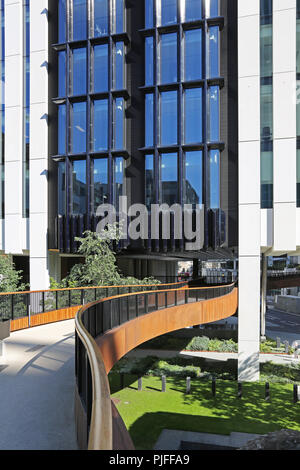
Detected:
left=186, top=377, right=191, bottom=394
left=238, top=382, right=242, bottom=399
left=293, top=384, right=300, bottom=404
left=121, top=373, right=125, bottom=390
left=138, top=377, right=142, bottom=391
left=212, top=378, right=216, bottom=397
left=265, top=382, right=270, bottom=401
left=162, top=375, right=166, bottom=393
left=285, top=340, right=289, bottom=354
left=276, top=337, right=281, bottom=349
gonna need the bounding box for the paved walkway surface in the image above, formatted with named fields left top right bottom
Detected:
left=0, top=319, right=78, bottom=450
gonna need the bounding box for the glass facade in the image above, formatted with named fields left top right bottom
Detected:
left=260, top=0, right=273, bottom=209
left=55, top=0, right=126, bottom=215
left=54, top=0, right=223, bottom=227
left=143, top=0, right=221, bottom=210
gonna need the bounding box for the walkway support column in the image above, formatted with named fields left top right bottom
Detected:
left=261, top=253, right=267, bottom=341
left=237, top=1, right=261, bottom=382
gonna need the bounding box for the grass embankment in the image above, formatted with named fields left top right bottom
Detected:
left=109, top=373, right=300, bottom=450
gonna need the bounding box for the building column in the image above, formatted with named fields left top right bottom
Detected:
left=237, top=0, right=261, bottom=382
left=29, top=1, right=49, bottom=290
left=4, top=0, right=24, bottom=255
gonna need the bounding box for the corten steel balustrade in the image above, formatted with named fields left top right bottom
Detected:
left=74, top=283, right=238, bottom=450
left=0, top=281, right=187, bottom=332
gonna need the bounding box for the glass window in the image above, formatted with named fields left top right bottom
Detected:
left=158, top=0, right=177, bottom=26
left=94, top=44, right=108, bottom=92
left=261, top=146, right=273, bottom=209
left=58, top=104, right=66, bottom=155
left=72, top=48, right=87, bottom=96
left=160, top=33, right=177, bottom=84
left=93, top=158, right=108, bottom=209
left=145, top=0, right=154, bottom=28
left=59, top=0, right=67, bottom=43
left=160, top=153, right=178, bottom=205
left=114, top=42, right=125, bottom=90
left=184, top=88, right=202, bottom=144
left=209, top=86, right=219, bottom=142
left=58, top=161, right=66, bottom=215
left=58, top=50, right=66, bottom=97
left=184, top=29, right=202, bottom=81
left=261, top=83, right=273, bottom=141
left=208, top=0, right=219, bottom=17
left=185, top=151, right=202, bottom=205
left=94, top=0, right=108, bottom=37
left=114, top=0, right=124, bottom=34
left=261, top=23, right=272, bottom=77
left=297, top=149, right=300, bottom=207
left=145, top=36, right=154, bottom=86
left=73, top=0, right=87, bottom=41
left=209, top=26, right=219, bottom=77
left=184, top=0, right=202, bottom=22
left=209, top=149, right=220, bottom=209
left=145, top=154, right=155, bottom=208
left=114, top=98, right=125, bottom=149
left=72, top=102, right=87, bottom=153
left=160, top=91, right=177, bottom=146
left=145, top=93, right=154, bottom=147
left=72, top=159, right=86, bottom=214
left=93, top=99, right=108, bottom=151
left=114, top=157, right=124, bottom=211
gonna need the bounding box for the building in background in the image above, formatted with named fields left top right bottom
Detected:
left=0, top=0, right=300, bottom=380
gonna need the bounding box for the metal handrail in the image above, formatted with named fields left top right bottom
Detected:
left=0, top=280, right=188, bottom=322
left=75, top=282, right=236, bottom=450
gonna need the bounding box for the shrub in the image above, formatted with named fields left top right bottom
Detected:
left=185, top=336, right=238, bottom=353
left=147, top=360, right=201, bottom=378
left=186, top=336, right=210, bottom=351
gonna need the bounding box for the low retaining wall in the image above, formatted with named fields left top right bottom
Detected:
left=275, top=295, right=300, bottom=314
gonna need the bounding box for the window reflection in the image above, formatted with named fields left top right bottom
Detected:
left=209, top=86, right=219, bottom=142
left=297, top=149, right=300, bottom=207
left=145, top=93, right=154, bottom=147
left=160, top=33, right=177, bottom=84
left=72, top=159, right=86, bottom=214
left=185, top=29, right=202, bottom=81
left=261, top=145, right=273, bottom=209
left=58, top=104, right=66, bottom=155
left=93, top=99, right=108, bottom=151
left=58, top=161, right=66, bottom=215
left=160, top=153, right=178, bottom=205
left=94, top=0, right=108, bottom=37
left=72, top=48, right=87, bottom=96
left=145, top=154, right=155, bottom=208
left=114, top=157, right=124, bottom=211
left=184, top=0, right=202, bottom=22
left=72, top=102, right=87, bottom=153
left=114, top=42, right=125, bottom=90
left=160, top=91, right=178, bottom=146
left=114, top=98, right=125, bottom=149
left=58, top=50, right=66, bottom=97
left=207, top=0, right=219, bottom=18
left=94, top=44, right=108, bottom=92
left=145, top=0, right=154, bottom=28
left=93, top=158, right=108, bottom=209
left=114, top=0, right=124, bottom=34
left=209, top=26, right=219, bottom=78
left=73, top=0, right=87, bottom=41
left=158, top=0, right=177, bottom=26
left=185, top=88, right=202, bottom=144
left=185, top=151, right=202, bottom=205
left=209, top=149, right=220, bottom=209
left=59, top=0, right=67, bottom=43
left=145, top=36, right=154, bottom=86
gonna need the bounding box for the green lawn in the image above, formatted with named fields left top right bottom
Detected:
left=109, top=374, right=300, bottom=450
